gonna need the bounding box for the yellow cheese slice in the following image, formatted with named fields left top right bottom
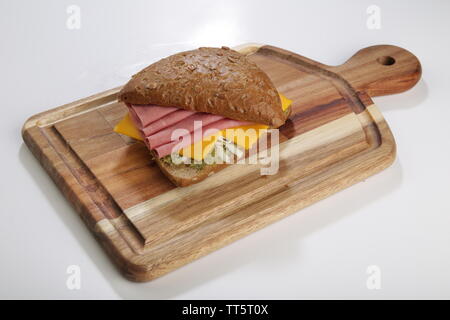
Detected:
left=279, top=93, right=292, bottom=112
left=114, top=93, right=293, bottom=160
left=180, top=131, right=221, bottom=160
left=113, top=113, right=143, bottom=141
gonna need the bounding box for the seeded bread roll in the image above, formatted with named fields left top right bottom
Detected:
left=119, top=46, right=287, bottom=127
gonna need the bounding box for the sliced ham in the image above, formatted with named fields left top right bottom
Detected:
left=127, top=104, right=254, bottom=158
left=141, top=109, right=195, bottom=137
left=146, top=113, right=225, bottom=149
left=153, top=119, right=251, bottom=158
left=128, top=104, right=178, bottom=128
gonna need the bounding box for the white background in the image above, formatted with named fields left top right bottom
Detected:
left=1, top=0, right=449, bottom=299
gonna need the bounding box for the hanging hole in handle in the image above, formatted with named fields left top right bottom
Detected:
left=377, top=56, right=396, bottom=66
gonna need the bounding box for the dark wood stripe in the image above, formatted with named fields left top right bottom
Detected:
left=280, top=97, right=351, bottom=140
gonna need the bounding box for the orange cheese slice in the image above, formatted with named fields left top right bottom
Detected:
left=113, top=113, right=143, bottom=141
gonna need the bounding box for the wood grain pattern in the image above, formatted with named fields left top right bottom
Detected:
left=22, top=44, right=421, bottom=281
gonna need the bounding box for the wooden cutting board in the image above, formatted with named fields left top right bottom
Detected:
left=22, top=44, right=421, bottom=282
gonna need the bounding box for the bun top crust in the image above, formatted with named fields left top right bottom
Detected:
left=118, top=46, right=287, bottom=127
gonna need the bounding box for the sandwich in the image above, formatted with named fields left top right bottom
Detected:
left=114, top=46, right=292, bottom=187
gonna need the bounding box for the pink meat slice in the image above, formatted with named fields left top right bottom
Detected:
left=128, top=104, right=178, bottom=128
left=141, top=109, right=195, bottom=137
left=153, top=119, right=251, bottom=158
left=125, top=104, right=255, bottom=158
left=146, top=113, right=225, bottom=149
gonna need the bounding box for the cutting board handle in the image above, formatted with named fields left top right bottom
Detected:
left=333, top=45, right=422, bottom=97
